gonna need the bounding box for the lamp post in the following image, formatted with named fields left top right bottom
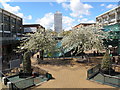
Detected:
left=108, top=45, right=112, bottom=75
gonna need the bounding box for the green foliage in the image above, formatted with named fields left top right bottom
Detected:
left=23, top=51, right=32, bottom=73
left=101, top=50, right=112, bottom=71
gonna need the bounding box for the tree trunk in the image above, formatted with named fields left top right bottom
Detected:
left=40, top=50, right=44, bottom=60
left=38, top=50, right=44, bottom=64
left=23, top=51, right=32, bottom=74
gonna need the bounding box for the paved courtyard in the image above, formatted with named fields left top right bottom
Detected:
left=31, top=64, right=115, bottom=88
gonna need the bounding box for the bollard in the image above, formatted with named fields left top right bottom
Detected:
left=7, top=82, right=12, bottom=90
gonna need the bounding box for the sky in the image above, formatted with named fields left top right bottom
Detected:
left=0, top=0, right=119, bottom=31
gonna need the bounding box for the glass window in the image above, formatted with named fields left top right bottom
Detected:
left=3, top=15, right=9, bottom=22
left=118, top=12, right=120, bottom=19
left=11, top=17, right=16, bottom=24
left=11, top=24, right=16, bottom=33
left=0, top=13, right=2, bottom=22
left=4, top=33, right=11, bottom=37
left=4, top=23, right=10, bottom=31
left=0, top=24, right=2, bottom=30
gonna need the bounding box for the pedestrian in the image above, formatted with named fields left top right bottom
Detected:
left=112, top=56, right=115, bottom=64
left=93, top=51, right=96, bottom=56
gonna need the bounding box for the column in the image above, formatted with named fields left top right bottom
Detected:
left=115, top=9, right=118, bottom=23
left=107, top=14, right=110, bottom=25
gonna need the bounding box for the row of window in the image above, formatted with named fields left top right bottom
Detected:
left=0, top=13, right=22, bottom=25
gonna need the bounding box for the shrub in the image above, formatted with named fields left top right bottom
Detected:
left=101, top=50, right=114, bottom=74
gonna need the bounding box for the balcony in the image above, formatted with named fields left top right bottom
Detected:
left=109, top=19, right=116, bottom=22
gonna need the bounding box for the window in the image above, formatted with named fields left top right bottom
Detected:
left=118, top=12, right=120, bottom=19
left=3, top=15, right=9, bottom=22
left=11, top=24, right=16, bottom=33
left=4, top=23, right=10, bottom=31
left=0, top=13, right=2, bottom=22
left=4, top=33, right=11, bottom=37
left=11, top=17, right=16, bottom=24
left=0, top=24, right=2, bottom=30
left=109, top=14, right=115, bottom=21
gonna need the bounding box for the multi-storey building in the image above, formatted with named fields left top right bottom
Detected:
left=96, top=6, right=120, bottom=54
left=23, top=24, right=45, bottom=34
left=54, top=11, right=62, bottom=33
left=96, top=6, right=120, bottom=26
left=72, top=23, right=96, bottom=29
left=0, top=8, right=23, bottom=70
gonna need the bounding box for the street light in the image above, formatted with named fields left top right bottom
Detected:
left=108, top=45, right=112, bottom=75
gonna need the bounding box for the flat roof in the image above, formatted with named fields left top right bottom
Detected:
left=0, top=8, right=22, bottom=19
left=23, top=24, right=45, bottom=28
left=73, top=23, right=96, bottom=27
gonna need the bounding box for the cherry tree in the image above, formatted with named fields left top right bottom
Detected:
left=61, top=24, right=108, bottom=56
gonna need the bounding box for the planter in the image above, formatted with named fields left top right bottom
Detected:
left=100, top=68, right=115, bottom=75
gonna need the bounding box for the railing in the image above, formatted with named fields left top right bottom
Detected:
left=87, top=64, right=101, bottom=80
left=10, top=75, right=48, bottom=90
left=100, top=73, right=120, bottom=87
left=12, top=76, right=34, bottom=89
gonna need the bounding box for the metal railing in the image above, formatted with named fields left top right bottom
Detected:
left=12, top=76, right=34, bottom=89
left=87, top=64, right=101, bottom=80
left=100, top=73, right=120, bottom=87
left=10, top=75, right=48, bottom=90
left=87, top=64, right=120, bottom=87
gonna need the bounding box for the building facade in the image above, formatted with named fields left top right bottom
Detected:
left=23, top=24, right=45, bottom=34
left=54, top=11, right=62, bottom=33
left=96, top=6, right=120, bottom=55
left=96, top=6, right=120, bottom=26
left=72, top=23, right=96, bottom=29
left=0, top=8, right=23, bottom=71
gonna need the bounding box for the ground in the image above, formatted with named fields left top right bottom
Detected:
left=0, top=82, right=8, bottom=89
left=30, top=53, right=115, bottom=88
left=30, top=65, right=114, bottom=88
left=0, top=52, right=117, bottom=89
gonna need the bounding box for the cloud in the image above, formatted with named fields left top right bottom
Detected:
left=36, top=12, right=75, bottom=31
left=100, top=4, right=105, bottom=6
left=106, top=4, right=117, bottom=9
left=0, top=0, right=11, bottom=2
left=56, top=0, right=68, bottom=3
left=60, top=0, right=93, bottom=18
left=49, top=2, right=54, bottom=6
left=62, top=3, right=69, bottom=10
left=78, top=18, right=95, bottom=23
left=1, top=0, right=32, bottom=21
left=36, top=13, right=54, bottom=30
left=25, top=15, right=32, bottom=20
left=62, top=16, right=75, bottom=30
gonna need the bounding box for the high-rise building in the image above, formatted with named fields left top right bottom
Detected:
left=54, top=11, right=62, bottom=33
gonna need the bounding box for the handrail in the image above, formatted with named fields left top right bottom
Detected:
left=10, top=76, right=34, bottom=89
left=87, top=64, right=101, bottom=79
left=88, top=64, right=101, bottom=71
left=101, top=73, right=120, bottom=80
left=12, top=76, right=34, bottom=83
